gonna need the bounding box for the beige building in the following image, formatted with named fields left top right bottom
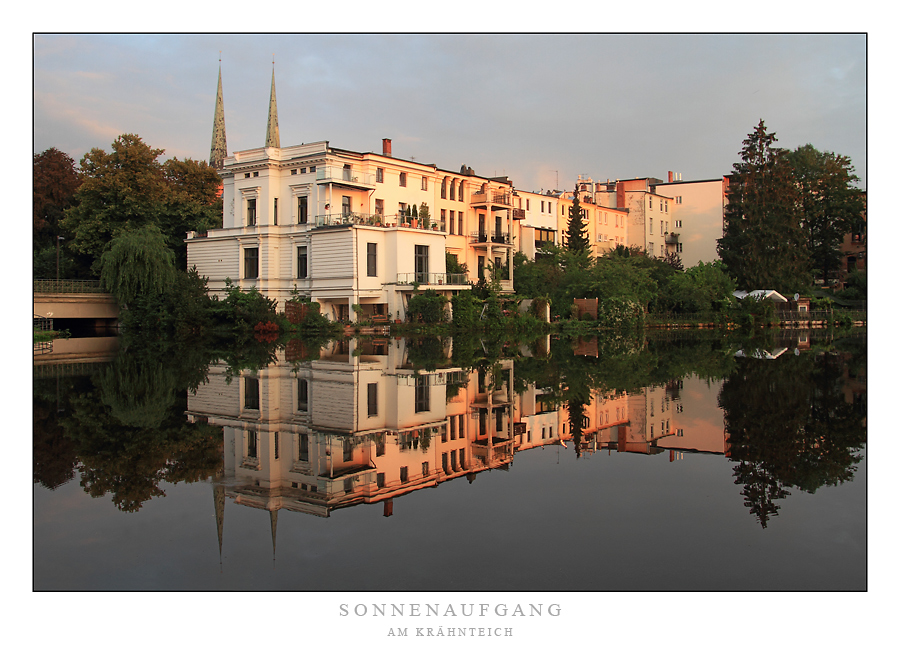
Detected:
left=650, top=174, right=729, bottom=267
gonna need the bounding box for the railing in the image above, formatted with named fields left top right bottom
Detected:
left=34, top=315, right=52, bottom=331
left=315, top=165, right=375, bottom=186
left=314, top=212, right=446, bottom=231
left=34, top=279, right=104, bottom=294
left=395, top=273, right=470, bottom=286
left=665, top=232, right=679, bottom=244
left=470, top=190, right=513, bottom=206
left=470, top=231, right=511, bottom=244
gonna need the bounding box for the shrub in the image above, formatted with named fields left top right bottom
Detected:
left=407, top=289, right=449, bottom=324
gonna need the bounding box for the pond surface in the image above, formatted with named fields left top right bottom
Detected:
left=33, top=329, right=866, bottom=591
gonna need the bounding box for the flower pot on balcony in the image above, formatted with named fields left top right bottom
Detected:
left=411, top=219, right=418, bottom=228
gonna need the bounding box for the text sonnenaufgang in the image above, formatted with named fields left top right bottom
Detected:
left=339, top=603, right=561, bottom=618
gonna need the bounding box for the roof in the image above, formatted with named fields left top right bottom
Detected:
left=733, top=289, right=789, bottom=303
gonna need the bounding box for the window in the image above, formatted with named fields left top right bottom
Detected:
left=526, top=199, right=530, bottom=210
left=376, top=434, right=385, bottom=457
left=247, top=431, right=258, bottom=458
left=415, top=375, right=430, bottom=412
left=675, top=219, right=682, bottom=229
left=400, top=466, right=408, bottom=483
left=649, top=196, right=653, bottom=210
left=244, top=173, right=250, bottom=179
left=441, top=178, right=447, bottom=199
left=367, top=242, right=377, bottom=277
left=676, top=196, right=682, bottom=204
left=399, top=172, right=406, bottom=187
left=665, top=201, right=668, bottom=213
left=297, top=246, right=308, bottom=279
left=541, top=200, right=545, bottom=213
left=298, top=196, right=308, bottom=224
left=244, top=377, right=260, bottom=410
left=247, top=198, right=257, bottom=226
left=422, top=461, right=430, bottom=476
left=291, top=169, right=297, bottom=175
left=343, top=478, right=353, bottom=493
left=341, top=195, right=351, bottom=215
left=253, top=171, right=259, bottom=177
left=649, top=218, right=653, bottom=234
left=414, top=245, right=429, bottom=283
left=298, top=378, right=308, bottom=411
left=298, top=433, right=308, bottom=461
left=458, top=212, right=463, bottom=236
left=450, top=417, right=457, bottom=440
left=244, top=247, right=259, bottom=279
left=367, top=383, right=377, bottom=416
left=458, top=415, right=465, bottom=438
left=343, top=437, right=353, bottom=462
left=377, top=472, right=385, bottom=488
left=451, top=450, right=458, bottom=471
left=375, top=198, right=384, bottom=216
left=450, top=179, right=456, bottom=201
left=376, top=167, right=384, bottom=183
left=458, top=181, right=464, bottom=202
left=273, top=198, right=278, bottom=225
left=421, top=176, right=428, bottom=191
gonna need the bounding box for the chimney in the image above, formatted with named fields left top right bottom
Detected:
left=382, top=138, right=392, bottom=157
left=668, top=171, right=673, bottom=182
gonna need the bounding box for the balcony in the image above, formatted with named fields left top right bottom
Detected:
left=665, top=232, right=679, bottom=244
left=315, top=165, right=375, bottom=189
left=512, top=208, right=525, bottom=220
left=470, top=231, right=511, bottom=245
left=395, top=273, right=470, bottom=287
left=470, top=190, right=513, bottom=207
left=314, top=212, right=447, bottom=231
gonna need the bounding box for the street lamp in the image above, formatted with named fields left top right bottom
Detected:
left=56, top=236, right=64, bottom=283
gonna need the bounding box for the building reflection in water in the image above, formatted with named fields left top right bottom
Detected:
left=186, top=336, right=733, bottom=551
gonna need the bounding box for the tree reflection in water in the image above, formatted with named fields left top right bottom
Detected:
left=720, top=341, right=866, bottom=527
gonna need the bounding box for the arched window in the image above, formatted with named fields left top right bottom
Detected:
left=441, top=178, right=447, bottom=199
left=450, top=179, right=456, bottom=201
left=459, top=180, right=465, bottom=202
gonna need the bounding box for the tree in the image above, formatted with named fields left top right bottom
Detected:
left=787, top=144, right=866, bottom=285
left=161, top=157, right=223, bottom=268
left=564, top=187, right=591, bottom=255
left=99, top=224, right=176, bottom=308
left=61, top=134, right=223, bottom=275
left=718, top=120, right=809, bottom=293
left=33, top=147, right=82, bottom=249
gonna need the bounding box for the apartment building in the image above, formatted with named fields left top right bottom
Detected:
left=650, top=173, right=730, bottom=267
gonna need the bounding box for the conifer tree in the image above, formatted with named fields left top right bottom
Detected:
left=718, top=120, right=809, bottom=292
left=565, top=187, right=590, bottom=255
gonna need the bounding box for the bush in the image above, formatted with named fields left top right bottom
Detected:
left=407, top=289, right=449, bottom=324
left=451, top=291, right=481, bottom=329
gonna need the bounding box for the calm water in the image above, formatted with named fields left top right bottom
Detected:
left=33, top=329, right=866, bottom=591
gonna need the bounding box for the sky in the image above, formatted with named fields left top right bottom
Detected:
left=33, top=33, right=867, bottom=192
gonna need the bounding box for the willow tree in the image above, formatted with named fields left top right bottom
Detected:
left=99, top=224, right=176, bottom=308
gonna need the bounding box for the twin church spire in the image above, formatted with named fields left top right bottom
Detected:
left=208, top=57, right=281, bottom=169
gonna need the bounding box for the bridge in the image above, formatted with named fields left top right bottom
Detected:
left=34, top=280, right=120, bottom=334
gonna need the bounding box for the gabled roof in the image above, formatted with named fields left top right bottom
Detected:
left=733, top=289, right=789, bottom=303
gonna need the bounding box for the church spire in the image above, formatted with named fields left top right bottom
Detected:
left=265, top=59, right=280, bottom=148
left=210, top=56, right=227, bottom=169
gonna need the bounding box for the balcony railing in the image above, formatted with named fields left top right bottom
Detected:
left=470, top=231, right=511, bottom=244
left=315, top=165, right=375, bottom=187
left=470, top=190, right=513, bottom=206
left=395, top=273, right=470, bottom=286
left=314, top=212, right=447, bottom=231
left=665, top=232, right=679, bottom=244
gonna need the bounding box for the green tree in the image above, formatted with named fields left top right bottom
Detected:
left=665, top=261, right=736, bottom=315
left=33, top=147, right=82, bottom=250
left=564, top=187, right=591, bottom=255
left=161, top=157, right=223, bottom=268
left=718, top=120, right=809, bottom=293
left=99, top=224, right=176, bottom=308
left=787, top=144, right=866, bottom=285
left=61, top=134, right=222, bottom=275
